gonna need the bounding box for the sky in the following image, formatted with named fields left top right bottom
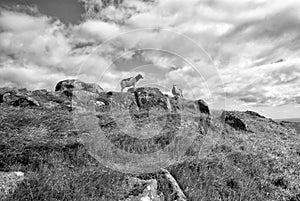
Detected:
left=0, top=0, right=299, bottom=119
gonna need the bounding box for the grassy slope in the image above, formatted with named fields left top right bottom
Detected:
left=1, top=106, right=300, bottom=201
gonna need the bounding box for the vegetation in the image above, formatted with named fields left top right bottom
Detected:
left=1, top=105, right=300, bottom=200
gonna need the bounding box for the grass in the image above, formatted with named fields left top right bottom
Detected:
left=1, top=105, right=300, bottom=200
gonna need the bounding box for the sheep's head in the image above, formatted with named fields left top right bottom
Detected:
left=137, top=74, right=143, bottom=80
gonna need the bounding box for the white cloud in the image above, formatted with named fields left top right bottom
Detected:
left=74, top=19, right=121, bottom=41
left=0, top=1, right=300, bottom=117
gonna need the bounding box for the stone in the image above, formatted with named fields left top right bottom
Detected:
left=55, top=79, right=103, bottom=98
left=122, top=177, right=163, bottom=201
left=221, top=111, right=247, bottom=131
left=245, top=110, right=265, bottom=118
left=0, top=171, right=25, bottom=200
left=196, top=99, right=210, bottom=115
left=0, top=87, right=17, bottom=103
left=2, top=93, right=39, bottom=107
left=127, top=87, right=169, bottom=111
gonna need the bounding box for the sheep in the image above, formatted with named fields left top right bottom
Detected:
left=172, top=84, right=183, bottom=98
left=120, top=74, right=143, bottom=92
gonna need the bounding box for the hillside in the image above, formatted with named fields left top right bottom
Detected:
left=277, top=120, right=300, bottom=135
left=1, top=79, right=300, bottom=201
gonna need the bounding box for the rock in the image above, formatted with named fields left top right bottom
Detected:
left=178, top=99, right=210, bottom=115
left=169, top=98, right=210, bottom=135
left=221, top=111, right=247, bottom=131
left=31, top=89, right=70, bottom=110
left=245, top=110, right=265, bottom=118
left=0, top=87, right=17, bottom=103
left=127, top=87, right=169, bottom=111
left=0, top=87, right=40, bottom=107
left=55, top=79, right=103, bottom=98
left=196, top=99, right=210, bottom=115
left=128, top=87, right=210, bottom=134
left=2, top=92, right=39, bottom=107
left=168, top=97, right=181, bottom=112
left=0, top=171, right=25, bottom=200
left=122, top=177, right=163, bottom=201
left=54, top=79, right=104, bottom=111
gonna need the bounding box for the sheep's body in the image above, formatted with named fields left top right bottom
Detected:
left=172, top=85, right=183, bottom=98
left=120, top=74, right=143, bottom=92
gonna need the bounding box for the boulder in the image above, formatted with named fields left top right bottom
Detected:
left=127, top=87, right=169, bottom=111
left=122, top=177, right=163, bottom=201
left=55, top=79, right=103, bottom=98
left=127, top=88, right=210, bottom=133
left=178, top=99, right=210, bottom=115
left=196, top=99, right=210, bottom=115
left=1, top=91, right=39, bottom=107
left=221, top=111, right=247, bottom=131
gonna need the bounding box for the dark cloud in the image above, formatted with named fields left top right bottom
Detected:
left=0, top=0, right=84, bottom=24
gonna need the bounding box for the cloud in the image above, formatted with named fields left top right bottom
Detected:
left=0, top=8, right=71, bottom=67
left=0, top=0, right=300, bottom=117
left=219, top=59, right=300, bottom=107
left=0, top=61, right=68, bottom=90
left=74, top=19, right=120, bottom=41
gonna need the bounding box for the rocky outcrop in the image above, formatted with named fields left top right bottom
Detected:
left=221, top=111, right=247, bottom=131
left=245, top=110, right=265, bottom=118
left=196, top=99, right=210, bottom=115
left=73, top=86, right=211, bottom=172
left=127, top=87, right=169, bottom=111
left=0, top=79, right=104, bottom=110
left=55, top=79, right=103, bottom=98
left=0, top=171, right=25, bottom=200
left=0, top=86, right=71, bottom=109
left=0, top=87, right=39, bottom=107
left=0, top=81, right=209, bottom=121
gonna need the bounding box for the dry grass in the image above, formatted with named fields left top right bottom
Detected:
left=1, top=106, right=300, bottom=200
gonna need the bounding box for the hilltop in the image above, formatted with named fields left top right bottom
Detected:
left=0, top=79, right=300, bottom=201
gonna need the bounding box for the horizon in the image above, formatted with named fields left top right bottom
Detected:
left=0, top=0, right=299, bottom=119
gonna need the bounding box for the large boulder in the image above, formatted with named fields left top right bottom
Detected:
left=55, top=79, right=103, bottom=98
left=221, top=111, right=247, bottom=131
